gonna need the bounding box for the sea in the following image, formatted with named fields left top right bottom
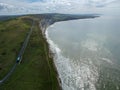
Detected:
left=45, top=5, right=120, bottom=90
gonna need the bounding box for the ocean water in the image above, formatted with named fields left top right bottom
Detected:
left=45, top=8, right=120, bottom=90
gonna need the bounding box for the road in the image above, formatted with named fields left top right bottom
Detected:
left=16, top=20, right=35, bottom=63
left=0, top=20, right=34, bottom=85
left=0, top=14, right=99, bottom=85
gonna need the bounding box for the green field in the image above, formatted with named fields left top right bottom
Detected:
left=0, top=16, right=60, bottom=90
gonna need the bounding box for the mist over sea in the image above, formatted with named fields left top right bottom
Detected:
left=45, top=4, right=120, bottom=90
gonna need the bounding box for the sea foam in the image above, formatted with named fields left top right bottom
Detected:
left=45, top=27, right=98, bottom=90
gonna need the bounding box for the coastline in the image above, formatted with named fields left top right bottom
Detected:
left=36, top=14, right=99, bottom=90
left=0, top=14, right=99, bottom=89
left=39, top=22, right=62, bottom=90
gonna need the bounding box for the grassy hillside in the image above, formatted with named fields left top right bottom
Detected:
left=0, top=17, right=31, bottom=79
left=0, top=17, right=60, bottom=90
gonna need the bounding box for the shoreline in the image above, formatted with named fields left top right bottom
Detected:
left=37, top=13, right=99, bottom=90
left=39, top=22, right=62, bottom=90
left=0, top=14, right=99, bottom=89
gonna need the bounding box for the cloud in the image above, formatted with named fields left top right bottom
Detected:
left=86, top=0, right=118, bottom=7
left=0, top=3, right=14, bottom=10
left=0, top=3, right=29, bottom=15
left=0, top=0, right=119, bottom=15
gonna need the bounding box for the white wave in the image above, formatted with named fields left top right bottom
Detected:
left=45, top=28, right=99, bottom=90
left=45, top=29, right=73, bottom=90
left=101, top=58, right=113, bottom=64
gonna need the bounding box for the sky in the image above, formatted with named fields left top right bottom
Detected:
left=0, top=0, right=119, bottom=15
